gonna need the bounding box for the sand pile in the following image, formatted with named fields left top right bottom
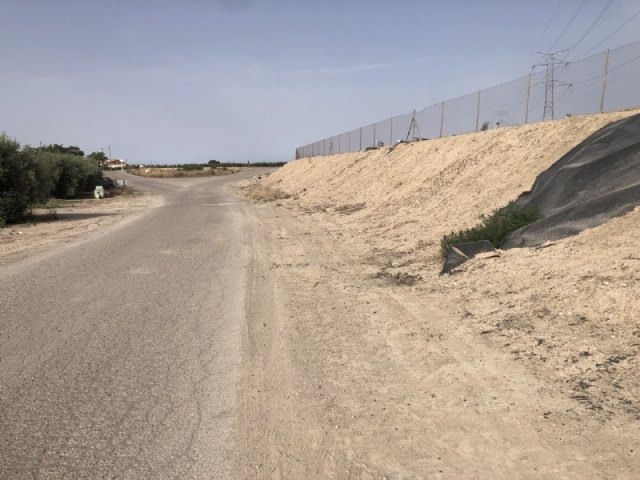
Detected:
left=251, top=108, right=640, bottom=424
left=265, top=109, right=640, bottom=264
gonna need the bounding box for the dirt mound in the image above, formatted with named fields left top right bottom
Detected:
left=266, top=109, right=640, bottom=261
left=504, top=113, right=640, bottom=247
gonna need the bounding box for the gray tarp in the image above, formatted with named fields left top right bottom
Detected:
left=503, top=113, right=640, bottom=248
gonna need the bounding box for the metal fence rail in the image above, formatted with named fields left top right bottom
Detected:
left=296, top=40, right=640, bottom=159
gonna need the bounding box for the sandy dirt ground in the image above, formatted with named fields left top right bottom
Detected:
left=0, top=192, right=162, bottom=266
left=236, top=110, right=640, bottom=478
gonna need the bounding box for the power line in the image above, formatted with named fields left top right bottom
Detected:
left=578, top=5, right=640, bottom=57
left=564, top=48, right=640, bottom=87
left=528, top=0, right=563, bottom=59
left=549, top=0, right=587, bottom=51
left=566, top=0, right=616, bottom=58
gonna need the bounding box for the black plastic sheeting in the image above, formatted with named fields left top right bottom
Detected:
left=503, top=113, right=640, bottom=248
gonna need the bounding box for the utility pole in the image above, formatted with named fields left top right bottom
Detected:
left=534, top=51, right=570, bottom=121
left=107, top=145, right=112, bottom=160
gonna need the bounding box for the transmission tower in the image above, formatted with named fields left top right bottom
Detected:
left=406, top=110, right=422, bottom=140
left=534, top=51, right=570, bottom=120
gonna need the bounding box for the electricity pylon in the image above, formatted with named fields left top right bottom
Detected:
left=534, top=50, right=570, bottom=120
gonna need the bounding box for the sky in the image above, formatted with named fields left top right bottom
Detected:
left=1, top=0, right=640, bottom=164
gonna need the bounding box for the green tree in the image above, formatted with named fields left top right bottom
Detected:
left=88, top=151, right=108, bottom=167
left=53, top=155, right=101, bottom=198
left=36, top=143, right=85, bottom=157
left=0, top=133, right=36, bottom=224
left=0, top=133, right=103, bottom=224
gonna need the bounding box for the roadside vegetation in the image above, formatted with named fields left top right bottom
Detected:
left=440, top=202, right=542, bottom=258
left=0, top=133, right=102, bottom=225
left=205, top=160, right=286, bottom=168
left=127, top=165, right=238, bottom=178
left=126, top=159, right=286, bottom=177
left=241, top=182, right=291, bottom=202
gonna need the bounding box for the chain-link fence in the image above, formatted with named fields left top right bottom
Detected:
left=296, top=40, right=640, bottom=159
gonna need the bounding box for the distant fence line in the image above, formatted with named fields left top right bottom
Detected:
left=295, top=40, right=640, bottom=159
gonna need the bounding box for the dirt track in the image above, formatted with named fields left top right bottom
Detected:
left=236, top=195, right=639, bottom=478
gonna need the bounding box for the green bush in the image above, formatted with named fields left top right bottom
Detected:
left=0, top=133, right=35, bottom=224
left=22, top=149, right=59, bottom=203
left=0, top=133, right=102, bottom=224
left=53, top=154, right=101, bottom=198
left=181, top=164, right=204, bottom=171
left=440, top=202, right=542, bottom=259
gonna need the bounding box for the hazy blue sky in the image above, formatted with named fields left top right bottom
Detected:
left=1, top=0, right=640, bottom=163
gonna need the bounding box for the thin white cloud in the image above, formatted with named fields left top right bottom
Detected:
left=281, top=58, right=433, bottom=77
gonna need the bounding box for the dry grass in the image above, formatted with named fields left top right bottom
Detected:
left=242, top=183, right=291, bottom=202
left=128, top=167, right=241, bottom=178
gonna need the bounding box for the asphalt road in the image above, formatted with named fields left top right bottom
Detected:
left=0, top=170, right=268, bottom=479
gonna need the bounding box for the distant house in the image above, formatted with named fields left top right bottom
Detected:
left=104, top=159, right=127, bottom=169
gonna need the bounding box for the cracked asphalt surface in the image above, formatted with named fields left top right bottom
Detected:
left=0, top=171, right=266, bottom=479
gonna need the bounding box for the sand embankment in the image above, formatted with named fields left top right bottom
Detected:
left=238, top=109, right=640, bottom=478
left=267, top=109, right=640, bottom=265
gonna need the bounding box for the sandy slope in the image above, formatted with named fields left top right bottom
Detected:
left=237, top=110, right=640, bottom=478
left=266, top=109, right=640, bottom=264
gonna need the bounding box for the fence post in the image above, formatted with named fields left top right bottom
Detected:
left=600, top=48, right=610, bottom=113
left=525, top=73, right=532, bottom=124
left=439, top=101, right=445, bottom=138
left=338, top=134, right=341, bottom=154
left=475, top=90, right=481, bottom=132
left=373, top=123, right=377, bottom=147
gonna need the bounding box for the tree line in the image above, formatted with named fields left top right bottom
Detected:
left=0, top=133, right=102, bottom=225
